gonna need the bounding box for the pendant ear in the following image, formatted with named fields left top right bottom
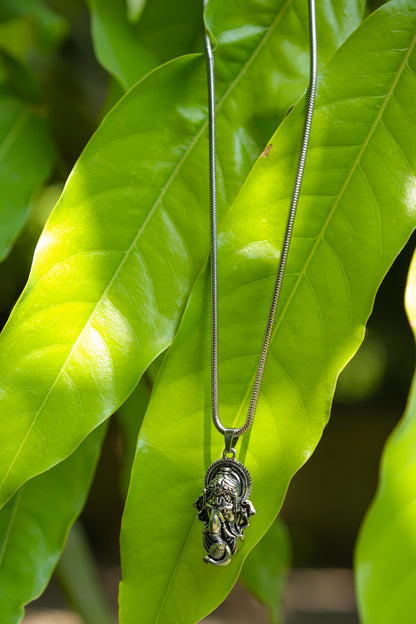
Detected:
left=194, top=495, right=204, bottom=511
left=194, top=494, right=209, bottom=523
left=244, top=500, right=256, bottom=516
left=241, top=499, right=256, bottom=519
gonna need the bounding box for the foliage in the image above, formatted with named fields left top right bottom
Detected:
left=89, top=0, right=202, bottom=90
left=0, top=0, right=63, bottom=260
left=355, top=250, right=416, bottom=624
left=119, top=2, right=416, bottom=620
left=0, top=0, right=414, bottom=623
left=0, top=96, right=54, bottom=259
left=0, top=425, right=105, bottom=623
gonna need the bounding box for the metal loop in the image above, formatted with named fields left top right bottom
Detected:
left=222, top=448, right=236, bottom=460
left=224, top=428, right=238, bottom=453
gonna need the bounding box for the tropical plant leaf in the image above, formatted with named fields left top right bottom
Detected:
left=355, top=250, right=416, bottom=624
left=0, top=0, right=361, bottom=509
left=0, top=424, right=106, bottom=624
left=119, top=2, right=416, bottom=622
left=240, top=520, right=291, bottom=623
left=89, top=0, right=202, bottom=90
left=0, top=96, right=54, bottom=260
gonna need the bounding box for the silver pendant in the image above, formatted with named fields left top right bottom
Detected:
left=194, top=453, right=256, bottom=566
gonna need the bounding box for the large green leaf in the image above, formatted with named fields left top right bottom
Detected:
left=90, top=0, right=202, bottom=90
left=355, top=250, right=416, bottom=623
left=119, top=2, right=416, bottom=622
left=0, top=424, right=106, bottom=624
left=0, top=0, right=360, bottom=508
left=0, top=96, right=54, bottom=260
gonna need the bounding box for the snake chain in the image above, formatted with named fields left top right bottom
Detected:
left=204, top=0, right=317, bottom=439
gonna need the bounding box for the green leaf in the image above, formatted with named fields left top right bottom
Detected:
left=0, top=424, right=106, bottom=624
left=89, top=0, right=202, bottom=90
left=0, top=0, right=68, bottom=59
left=117, top=356, right=164, bottom=498
left=355, top=250, right=416, bottom=624
left=119, top=2, right=416, bottom=622
left=89, top=0, right=157, bottom=90
left=117, top=378, right=150, bottom=498
left=240, top=520, right=291, bottom=623
left=0, top=0, right=360, bottom=508
left=0, top=54, right=43, bottom=103
left=126, top=0, right=147, bottom=24
left=0, top=96, right=54, bottom=260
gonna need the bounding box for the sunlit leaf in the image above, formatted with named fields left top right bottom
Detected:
left=0, top=96, right=54, bottom=260
left=0, top=425, right=106, bottom=624
left=355, top=250, right=416, bottom=624
left=0, top=0, right=360, bottom=508
left=240, top=520, right=291, bottom=623
left=119, top=3, right=416, bottom=621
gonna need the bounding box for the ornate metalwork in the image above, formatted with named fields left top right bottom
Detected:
left=195, top=457, right=256, bottom=566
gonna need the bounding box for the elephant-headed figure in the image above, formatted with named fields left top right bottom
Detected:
left=195, top=457, right=256, bottom=566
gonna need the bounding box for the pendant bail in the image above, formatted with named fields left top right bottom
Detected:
left=223, top=428, right=238, bottom=459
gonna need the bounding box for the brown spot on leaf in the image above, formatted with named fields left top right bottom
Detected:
left=261, top=144, right=273, bottom=158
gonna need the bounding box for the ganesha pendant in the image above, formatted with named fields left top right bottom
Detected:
left=194, top=454, right=256, bottom=566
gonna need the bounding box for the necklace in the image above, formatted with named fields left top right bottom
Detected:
left=195, top=0, right=317, bottom=566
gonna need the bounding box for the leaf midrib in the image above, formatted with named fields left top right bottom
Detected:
left=0, top=0, right=293, bottom=499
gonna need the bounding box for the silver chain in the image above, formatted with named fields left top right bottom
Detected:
left=204, top=0, right=317, bottom=441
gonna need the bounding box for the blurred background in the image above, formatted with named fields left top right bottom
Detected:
left=0, top=0, right=414, bottom=622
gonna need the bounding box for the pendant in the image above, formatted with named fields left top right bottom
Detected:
left=194, top=452, right=256, bottom=566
